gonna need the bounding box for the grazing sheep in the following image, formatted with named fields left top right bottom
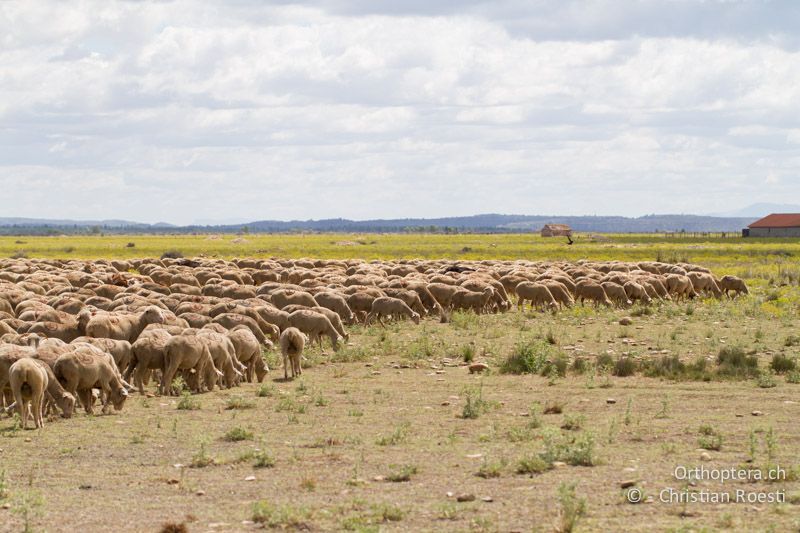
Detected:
left=540, top=281, right=574, bottom=309
left=279, top=327, right=307, bottom=379
left=287, top=309, right=343, bottom=350
left=345, top=292, right=377, bottom=323
left=85, top=306, right=165, bottom=343
left=54, top=348, right=129, bottom=414
left=426, top=282, right=462, bottom=311
left=196, top=329, right=244, bottom=388
left=365, top=297, right=421, bottom=326
left=601, top=282, right=632, bottom=307
left=515, top=282, right=558, bottom=312
left=9, top=358, right=49, bottom=429
left=211, top=313, right=270, bottom=344
left=72, top=337, right=133, bottom=377
left=623, top=281, right=652, bottom=305
left=451, top=287, right=496, bottom=314
left=27, top=309, right=92, bottom=342
left=270, top=289, right=318, bottom=310
left=575, top=280, right=613, bottom=307
left=383, top=288, right=428, bottom=317
left=160, top=333, right=221, bottom=396
left=313, top=292, right=356, bottom=325
left=687, top=271, right=723, bottom=298
left=128, top=329, right=172, bottom=394
left=665, top=274, right=697, bottom=301
left=227, top=326, right=269, bottom=383
left=717, top=275, right=748, bottom=298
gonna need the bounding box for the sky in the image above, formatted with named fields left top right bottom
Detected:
left=2, top=0, right=800, bottom=225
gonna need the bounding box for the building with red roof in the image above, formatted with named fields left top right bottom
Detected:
left=745, top=214, right=800, bottom=237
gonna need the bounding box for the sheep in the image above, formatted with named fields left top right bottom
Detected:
left=227, top=325, right=269, bottom=383
left=575, top=280, right=613, bottom=307
left=601, top=282, right=632, bottom=307
left=540, top=280, right=574, bottom=309
left=270, top=289, right=318, bottom=309
left=365, top=297, right=421, bottom=326
left=451, top=287, right=496, bottom=314
left=127, top=328, right=172, bottom=394
left=71, top=337, right=133, bottom=377
left=9, top=358, right=50, bottom=429
left=287, top=309, right=343, bottom=350
left=687, top=271, right=723, bottom=298
left=54, top=348, right=129, bottom=414
left=515, top=282, right=558, bottom=312
left=85, top=306, right=165, bottom=343
left=313, top=292, right=356, bottom=324
left=345, top=292, right=377, bottom=323
left=665, top=274, right=697, bottom=301
left=426, top=283, right=462, bottom=310
left=160, top=333, right=221, bottom=396
left=279, top=327, right=307, bottom=379
left=717, top=275, right=748, bottom=298
left=211, top=313, right=270, bottom=344
left=623, top=281, right=652, bottom=305
left=27, top=309, right=92, bottom=342
left=382, top=288, right=428, bottom=317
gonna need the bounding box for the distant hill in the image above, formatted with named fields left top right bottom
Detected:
left=0, top=213, right=758, bottom=235
left=709, top=203, right=800, bottom=218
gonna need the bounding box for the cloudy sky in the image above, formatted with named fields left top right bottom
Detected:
left=2, top=0, right=800, bottom=225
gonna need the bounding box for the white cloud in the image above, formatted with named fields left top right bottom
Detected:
left=1, top=1, right=799, bottom=224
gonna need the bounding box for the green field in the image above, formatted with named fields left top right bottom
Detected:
left=2, top=234, right=800, bottom=532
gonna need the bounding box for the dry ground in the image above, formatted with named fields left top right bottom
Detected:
left=1, top=296, right=799, bottom=532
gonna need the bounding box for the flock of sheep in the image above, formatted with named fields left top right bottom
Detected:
left=0, top=256, right=747, bottom=430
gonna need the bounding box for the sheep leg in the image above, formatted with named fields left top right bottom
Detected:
left=160, top=360, right=180, bottom=396
left=78, top=389, right=94, bottom=415
left=33, top=389, right=44, bottom=429
left=13, top=388, right=27, bottom=430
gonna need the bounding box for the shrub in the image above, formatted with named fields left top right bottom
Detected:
left=253, top=450, right=276, bottom=468
left=757, top=371, right=778, bottom=388
left=223, top=426, right=254, bottom=442
left=176, top=392, right=200, bottom=411
left=126, top=242, right=136, bottom=248
left=450, top=311, right=479, bottom=330
left=226, top=395, right=256, bottom=410
left=461, top=385, right=489, bottom=419
left=642, top=355, right=685, bottom=379
left=251, top=502, right=311, bottom=529
left=516, top=455, right=551, bottom=475
left=786, top=370, right=800, bottom=384
left=561, top=414, right=585, bottom=431
left=256, top=384, right=275, bottom=397
left=476, top=459, right=505, bottom=479
left=770, top=354, right=797, bottom=374
left=596, top=353, right=614, bottom=370
left=386, top=464, right=417, bottom=482
left=190, top=441, right=215, bottom=468
left=716, top=346, right=758, bottom=378
left=539, top=428, right=598, bottom=467
left=500, top=339, right=552, bottom=374
left=557, top=482, right=587, bottom=533
left=571, top=357, right=589, bottom=374
left=698, top=425, right=723, bottom=450
left=612, top=356, right=637, bottom=377
left=376, top=422, right=410, bottom=446
left=784, top=335, right=800, bottom=347
left=460, top=344, right=475, bottom=363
